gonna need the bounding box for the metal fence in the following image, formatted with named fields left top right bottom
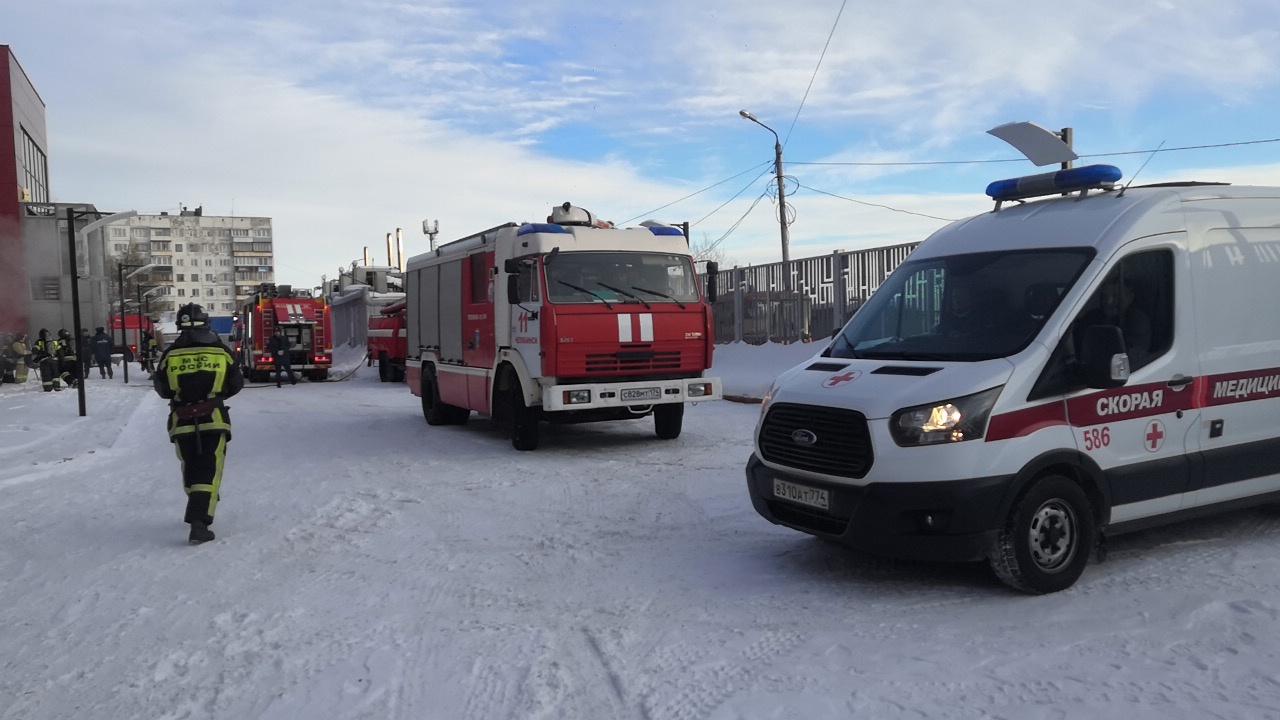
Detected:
left=709, top=243, right=919, bottom=344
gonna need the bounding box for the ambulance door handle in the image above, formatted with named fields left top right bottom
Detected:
left=1167, top=374, right=1193, bottom=390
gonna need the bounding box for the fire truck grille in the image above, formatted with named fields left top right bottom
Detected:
left=584, top=349, right=684, bottom=373
left=759, top=402, right=873, bottom=479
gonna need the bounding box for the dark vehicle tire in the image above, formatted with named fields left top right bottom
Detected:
left=378, top=351, right=391, bottom=382
left=508, top=383, right=540, bottom=451
left=422, top=368, right=469, bottom=426
left=989, top=474, right=1095, bottom=594
left=654, top=403, right=684, bottom=439
left=309, top=370, right=329, bottom=382
left=392, top=363, right=405, bottom=383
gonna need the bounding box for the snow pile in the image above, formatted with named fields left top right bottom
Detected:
left=3, top=345, right=1279, bottom=720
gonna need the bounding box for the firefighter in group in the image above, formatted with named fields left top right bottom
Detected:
left=32, top=329, right=59, bottom=392
left=56, top=329, right=80, bottom=389
left=10, top=333, right=30, bottom=384
left=152, top=303, right=244, bottom=545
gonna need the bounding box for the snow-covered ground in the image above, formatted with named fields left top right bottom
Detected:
left=2, top=342, right=1279, bottom=720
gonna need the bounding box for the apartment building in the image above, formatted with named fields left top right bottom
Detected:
left=105, top=207, right=274, bottom=318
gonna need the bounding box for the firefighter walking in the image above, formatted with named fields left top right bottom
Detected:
left=152, top=304, right=244, bottom=545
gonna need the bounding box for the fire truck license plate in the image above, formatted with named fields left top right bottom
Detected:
left=621, top=387, right=661, bottom=402
left=773, top=478, right=829, bottom=510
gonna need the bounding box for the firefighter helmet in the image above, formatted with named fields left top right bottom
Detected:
left=177, top=303, right=210, bottom=329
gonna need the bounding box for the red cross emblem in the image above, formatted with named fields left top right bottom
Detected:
left=823, top=370, right=861, bottom=388
left=1145, top=420, right=1165, bottom=452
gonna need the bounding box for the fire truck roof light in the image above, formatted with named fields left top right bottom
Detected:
left=986, top=164, right=1123, bottom=202
left=647, top=226, right=684, bottom=236
left=518, top=223, right=570, bottom=236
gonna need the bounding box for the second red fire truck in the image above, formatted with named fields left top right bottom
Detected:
left=232, top=283, right=333, bottom=382
left=405, top=203, right=722, bottom=450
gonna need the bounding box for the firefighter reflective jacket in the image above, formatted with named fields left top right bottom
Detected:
left=153, top=328, right=244, bottom=438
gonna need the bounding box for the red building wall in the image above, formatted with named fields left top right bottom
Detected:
left=0, top=45, right=48, bottom=335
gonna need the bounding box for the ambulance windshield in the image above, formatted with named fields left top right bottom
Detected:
left=827, top=248, right=1093, bottom=361
left=544, top=252, right=700, bottom=305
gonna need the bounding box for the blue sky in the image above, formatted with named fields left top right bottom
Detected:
left=9, top=0, right=1280, bottom=286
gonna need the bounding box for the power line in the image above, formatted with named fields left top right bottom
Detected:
left=694, top=167, right=775, bottom=227
left=620, top=161, right=771, bottom=225
left=794, top=182, right=959, bottom=222
left=712, top=191, right=773, bottom=245
left=789, top=137, right=1280, bottom=167
left=784, top=0, right=847, bottom=147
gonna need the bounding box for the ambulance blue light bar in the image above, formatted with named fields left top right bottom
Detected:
left=647, top=226, right=684, bottom=236
left=518, top=223, right=570, bottom=236
left=986, top=164, right=1123, bottom=202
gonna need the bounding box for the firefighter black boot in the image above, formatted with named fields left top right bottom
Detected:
left=188, top=521, right=216, bottom=545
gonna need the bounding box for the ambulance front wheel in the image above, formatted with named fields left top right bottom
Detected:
left=989, top=474, right=1095, bottom=594
left=654, top=403, right=684, bottom=440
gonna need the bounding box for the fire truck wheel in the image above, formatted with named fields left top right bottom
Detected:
left=378, top=352, right=391, bottom=382
left=422, top=368, right=469, bottom=426
left=989, top=474, right=1095, bottom=594
left=654, top=403, right=684, bottom=440
left=508, top=385, right=540, bottom=451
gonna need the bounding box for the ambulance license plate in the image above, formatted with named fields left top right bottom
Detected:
left=773, top=478, right=829, bottom=510
left=621, top=387, right=661, bottom=402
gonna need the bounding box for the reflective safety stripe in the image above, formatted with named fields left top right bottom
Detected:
left=162, top=346, right=233, bottom=396
left=168, top=407, right=232, bottom=438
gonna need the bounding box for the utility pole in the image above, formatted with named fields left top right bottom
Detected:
left=739, top=110, right=791, bottom=289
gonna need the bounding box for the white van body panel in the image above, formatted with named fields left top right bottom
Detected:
left=747, top=182, right=1280, bottom=579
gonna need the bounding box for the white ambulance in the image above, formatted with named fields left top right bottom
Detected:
left=747, top=164, right=1280, bottom=593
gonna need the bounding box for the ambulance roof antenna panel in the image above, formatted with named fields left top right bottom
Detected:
left=548, top=202, right=595, bottom=226
left=987, top=121, right=1078, bottom=167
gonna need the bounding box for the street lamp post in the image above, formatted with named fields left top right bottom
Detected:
left=117, top=261, right=154, bottom=384
left=739, top=110, right=792, bottom=276
left=67, top=208, right=137, bottom=416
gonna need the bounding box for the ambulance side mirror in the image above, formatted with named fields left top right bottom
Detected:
left=705, top=262, right=719, bottom=303
left=1077, top=324, right=1130, bottom=389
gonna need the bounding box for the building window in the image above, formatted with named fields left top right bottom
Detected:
left=176, top=259, right=184, bottom=267
left=175, top=244, right=183, bottom=252
left=253, top=229, right=271, bottom=237
left=113, top=243, right=127, bottom=252
left=205, top=273, right=214, bottom=282
left=153, top=228, right=171, bottom=237
left=151, top=241, right=170, bottom=252
left=252, top=242, right=273, bottom=252
left=231, top=229, right=249, bottom=237
left=32, top=276, right=60, bottom=301
left=205, top=259, right=213, bottom=266
left=112, top=228, right=126, bottom=238
left=178, top=288, right=185, bottom=297
left=19, top=127, right=49, bottom=203
left=176, top=274, right=185, bottom=282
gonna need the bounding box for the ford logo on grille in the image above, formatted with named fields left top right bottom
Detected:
left=791, top=429, right=818, bottom=446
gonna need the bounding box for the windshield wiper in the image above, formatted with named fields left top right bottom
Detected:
left=596, top=282, right=650, bottom=309
left=557, top=280, right=613, bottom=309
left=630, top=286, right=685, bottom=309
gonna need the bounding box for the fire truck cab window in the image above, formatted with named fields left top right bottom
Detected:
left=515, top=261, right=539, bottom=303
left=545, top=252, right=699, bottom=305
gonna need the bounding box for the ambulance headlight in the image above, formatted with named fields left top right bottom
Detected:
left=563, top=389, right=592, bottom=405
left=688, top=382, right=713, bottom=398
left=890, top=386, right=1002, bottom=446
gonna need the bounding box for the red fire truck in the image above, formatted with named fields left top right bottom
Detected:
left=109, top=314, right=159, bottom=359
left=370, top=300, right=407, bottom=382
left=231, top=283, right=333, bottom=382
left=406, top=203, right=722, bottom=450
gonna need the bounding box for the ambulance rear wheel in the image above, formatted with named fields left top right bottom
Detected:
left=508, top=385, right=540, bottom=451
left=989, top=475, right=1095, bottom=594
left=654, top=403, right=684, bottom=440
left=422, top=368, right=468, bottom=426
